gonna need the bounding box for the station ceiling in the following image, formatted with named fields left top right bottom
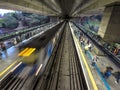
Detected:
left=0, top=0, right=119, bottom=17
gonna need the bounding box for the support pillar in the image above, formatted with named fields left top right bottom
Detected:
left=98, top=2, right=120, bottom=43
left=97, top=2, right=120, bottom=55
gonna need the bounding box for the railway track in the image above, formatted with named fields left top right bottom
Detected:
left=0, top=63, right=31, bottom=90
left=0, top=22, right=87, bottom=90
left=0, top=23, right=64, bottom=90
left=33, top=23, right=87, bottom=90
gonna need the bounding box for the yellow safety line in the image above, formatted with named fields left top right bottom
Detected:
left=69, top=23, right=98, bottom=90
left=18, top=48, right=29, bottom=56
left=0, top=61, right=17, bottom=77
left=23, top=48, right=36, bottom=56
left=74, top=35, right=98, bottom=90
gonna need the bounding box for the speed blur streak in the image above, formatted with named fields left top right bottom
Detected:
left=35, top=64, right=43, bottom=76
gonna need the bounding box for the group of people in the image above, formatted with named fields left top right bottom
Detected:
left=103, top=66, right=120, bottom=84
left=78, top=32, right=120, bottom=84
left=103, top=42, right=120, bottom=57
left=79, top=35, right=93, bottom=53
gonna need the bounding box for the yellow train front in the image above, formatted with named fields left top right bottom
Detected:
left=18, top=48, right=38, bottom=64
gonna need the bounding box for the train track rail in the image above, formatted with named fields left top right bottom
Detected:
left=33, top=23, right=87, bottom=90
left=0, top=23, right=64, bottom=90
left=0, top=22, right=87, bottom=90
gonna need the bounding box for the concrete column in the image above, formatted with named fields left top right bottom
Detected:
left=96, top=2, right=120, bottom=55
left=98, top=3, right=120, bottom=43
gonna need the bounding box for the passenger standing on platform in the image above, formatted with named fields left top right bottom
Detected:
left=88, top=42, right=92, bottom=51
left=115, top=71, right=120, bottom=84
left=84, top=44, right=89, bottom=54
left=91, top=55, right=99, bottom=67
left=80, top=39, right=83, bottom=46
left=82, top=38, right=85, bottom=46
left=80, top=37, right=85, bottom=47
left=92, top=55, right=99, bottom=62
left=104, top=66, right=113, bottom=79
left=91, top=59, right=96, bottom=67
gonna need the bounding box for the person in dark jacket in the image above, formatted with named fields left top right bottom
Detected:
left=115, top=71, right=120, bottom=84
left=104, top=66, right=113, bottom=79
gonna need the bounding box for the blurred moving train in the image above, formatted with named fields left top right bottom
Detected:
left=20, top=22, right=65, bottom=65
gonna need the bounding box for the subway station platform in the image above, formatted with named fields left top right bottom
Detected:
left=70, top=22, right=120, bottom=90
left=0, top=0, right=120, bottom=90
left=0, top=22, right=120, bottom=90
left=0, top=22, right=59, bottom=78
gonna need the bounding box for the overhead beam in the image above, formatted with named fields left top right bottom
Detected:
left=71, top=0, right=94, bottom=16
left=70, top=0, right=83, bottom=15
left=25, top=0, right=58, bottom=14
left=72, top=0, right=97, bottom=16
left=40, top=0, right=61, bottom=14
left=74, top=0, right=120, bottom=16
left=0, top=0, right=58, bottom=16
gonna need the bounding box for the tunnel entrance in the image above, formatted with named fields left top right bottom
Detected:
left=59, top=14, right=72, bottom=21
